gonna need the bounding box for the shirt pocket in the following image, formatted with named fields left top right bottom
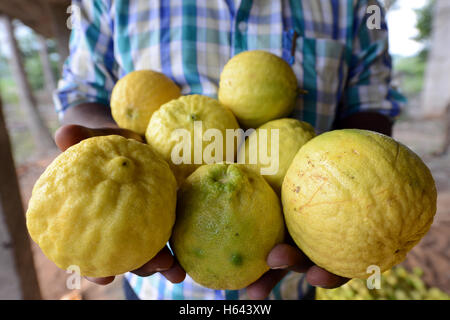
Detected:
left=283, top=34, right=349, bottom=132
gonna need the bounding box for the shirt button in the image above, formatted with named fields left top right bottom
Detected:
left=238, top=21, right=247, bottom=33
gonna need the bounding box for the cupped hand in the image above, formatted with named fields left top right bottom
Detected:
left=246, top=243, right=349, bottom=299
left=54, top=124, right=186, bottom=285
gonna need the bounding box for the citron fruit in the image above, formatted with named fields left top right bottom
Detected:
left=171, top=163, right=285, bottom=290
left=111, top=70, right=181, bottom=135
left=218, top=50, right=298, bottom=128
left=26, top=135, right=177, bottom=277
left=282, top=129, right=437, bottom=279
left=237, top=118, right=316, bottom=194
left=145, top=94, right=240, bottom=185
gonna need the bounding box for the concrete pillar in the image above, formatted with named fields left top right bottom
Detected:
left=421, top=0, right=450, bottom=117
left=0, top=99, right=41, bottom=300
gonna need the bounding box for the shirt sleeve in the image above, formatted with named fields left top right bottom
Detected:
left=53, top=0, right=117, bottom=121
left=338, top=0, right=406, bottom=121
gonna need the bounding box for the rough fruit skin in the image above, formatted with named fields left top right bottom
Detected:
left=111, top=70, right=181, bottom=135
left=237, top=118, right=315, bottom=194
left=171, top=163, right=285, bottom=290
left=26, top=135, right=177, bottom=278
left=145, top=94, right=240, bottom=186
left=218, top=50, right=298, bottom=128
left=282, top=129, right=437, bottom=279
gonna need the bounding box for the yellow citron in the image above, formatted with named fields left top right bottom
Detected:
left=111, top=70, right=181, bottom=135
left=145, top=94, right=240, bottom=186
left=282, top=129, right=437, bottom=279
left=237, top=118, right=316, bottom=194
left=171, top=163, right=285, bottom=290
left=26, top=135, right=177, bottom=277
left=218, top=50, right=299, bottom=128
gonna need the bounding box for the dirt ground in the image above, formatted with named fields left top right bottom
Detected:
left=4, top=93, right=450, bottom=299
left=393, top=120, right=450, bottom=294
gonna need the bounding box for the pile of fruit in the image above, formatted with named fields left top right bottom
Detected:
left=26, top=50, right=438, bottom=295
left=317, top=267, right=449, bottom=300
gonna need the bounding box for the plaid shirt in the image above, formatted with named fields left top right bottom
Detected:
left=55, top=0, right=404, bottom=299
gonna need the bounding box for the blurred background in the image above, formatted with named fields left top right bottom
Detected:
left=0, top=0, right=448, bottom=300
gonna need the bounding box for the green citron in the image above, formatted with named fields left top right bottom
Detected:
left=218, top=50, right=299, bottom=128
left=237, top=118, right=315, bottom=194
left=171, top=163, right=285, bottom=290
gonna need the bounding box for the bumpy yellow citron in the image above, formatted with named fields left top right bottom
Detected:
left=218, top=50, right=298, bottom=128
left=26, top=135, right=177, bottom=277
left=111, top=70, right=181, bottom=135
left=171, top=163, right=285, bottom=290
left=145, top=94, right=240, bottom=185
left=282, top=129, right=437, bottom=279
left=237, top=118, right=315, bottom=194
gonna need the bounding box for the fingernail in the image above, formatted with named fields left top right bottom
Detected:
left=155, top=267, right=170, bottom=272
left=271, top=265, right=289, bottom=270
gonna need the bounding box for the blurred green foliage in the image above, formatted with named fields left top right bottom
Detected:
left=17, top=27, right=60, bottom=91
left=392, top=0, right=435, bottom=100
left=414, top=0, right=436, bottom=61
left=0, top=21, right=60, bottom=105
left=393, top=55, right=427, bottom=95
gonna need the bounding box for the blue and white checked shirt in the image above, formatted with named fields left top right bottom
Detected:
left=55, top=0, right=405, bottom=300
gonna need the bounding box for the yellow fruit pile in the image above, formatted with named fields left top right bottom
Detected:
left=26, top=50, right=438, bottom=294
left=316, top=267, right=449, bottom=300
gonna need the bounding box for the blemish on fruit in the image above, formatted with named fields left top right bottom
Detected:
left=230, top=253, right=243, bottom=266
left=193, top=248, right=204, bottom=257
left=126, top=108, right=134, bottom=118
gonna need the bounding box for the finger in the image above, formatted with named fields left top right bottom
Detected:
left=306, top=265, right=349, bottom=289
left=246, top=269, right=288, bottom=300
left=91, top=127, right=144, bottom=143
left=84, top=276, right=115, bottom=285
left=131, top=247, right=174, bottom=277
left=55, top=125, right=144, bottom=152
left=160, top=259, right=186, bottom=284
left=267, top=243, right=313, bottom=273
left=55, top=124, right=94, bottom=151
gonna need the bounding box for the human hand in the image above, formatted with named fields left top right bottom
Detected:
left=54, top=124, right=186, bottom=285
left=246, top=243, right=349, bottom=300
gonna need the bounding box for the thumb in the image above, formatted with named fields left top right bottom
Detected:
left=55, top=124, right=144, bottom=151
